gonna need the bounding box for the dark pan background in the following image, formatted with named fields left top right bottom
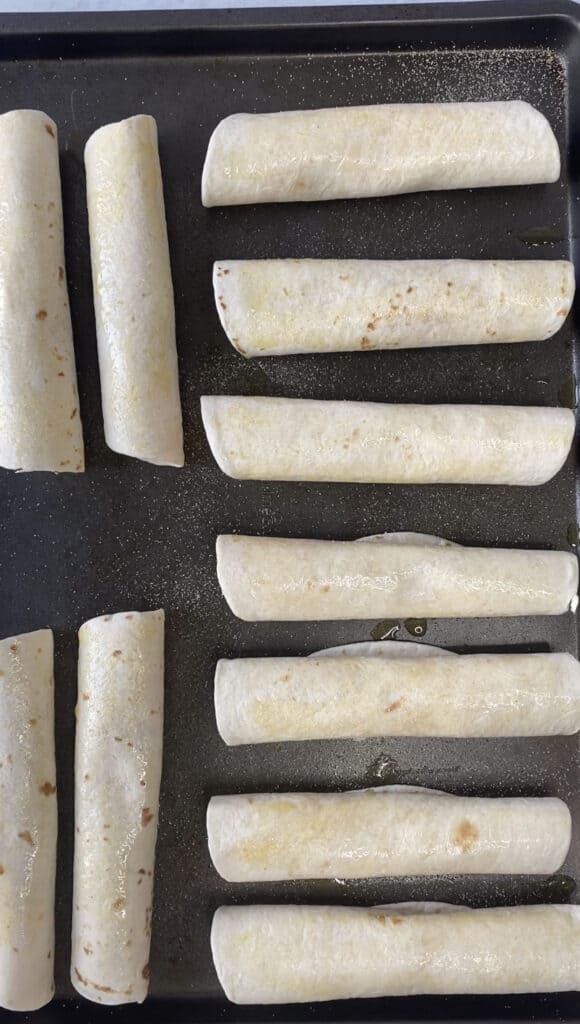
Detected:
left=0, top=2, right=580, bottom=1021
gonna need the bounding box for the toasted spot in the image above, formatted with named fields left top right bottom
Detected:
left=391, top=916, right=403, bottom=924
left=114, top=736, right=122, bottom=742
left=218, top=297, right=227, bottom=310
left=36, top=309, right=48, bottom=320
left=112, top=650, right=122, bottom=657
left=0, top=865, right=4, bottom=875
left=58, top=266, right=64, bottom=282
left=140, top=779, right=146, bottom=785
left=453, top=818, right=479, bottom=853
left=367, top=321, right=376, bottom=331
left=70, top=407, right=78, bottom=419
left=112, top=897, right=126, bottom=912
left=18, top=831, right=34, bottom=845
left=360, top=336, right=374, bottom=350
left=125, top=613, right=134, bottom=620
left=142, top=963, right=150, bottom=979
left=82, top=692, right=89, bottom=701
left=138, top=868, right=147, bottom=874
left=83, top=944, right=93, bottom=956
left=73, top=967, right=120, bottom=994
left=45, top=123, right=55, bottom=137
left=40, top=781, right=56, bottom=796
left=141, top=807, right=154, bottom=827
left=9, top=643, right=18, bottom=654
left=321, top=584, right=330, bottom=593
left=84, top=773, right=90, bottom=781
left=29, top=718, right=37, bottom=726
left=385, top=698, right=403, bottom=713
left=339, top=274, right=350, bottom=281
left=58, top=372, right=65, bottom=378
left=406, top=286, right=413, bottom=293
left=279, top=674, right=290, bottom=683
left=6, top=754, right=12, bottom=765
left=558, top=307, right=569, bottom=316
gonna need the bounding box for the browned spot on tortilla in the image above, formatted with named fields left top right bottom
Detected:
left=391, top=916, right=403, bottom=924
left=0, top=865, right=5, bottom=875
left=112, top=897, right=126, bottom=911
left=385, top=698, right=403, bottom=713
left=279, top=674, right=290, bottom=683
left=7, top=754, right=12, bottom=765
left=127, top=741, right=133, bottom=748
left=321, top=584, right=330, bottom=592
left=40, top=781, right=56, bottom=796
left=137, top=877, right=143, bottom=885
left=138, top=868, right=147, bottom=874
left=360, top=336, right=374, bottom=350
left=18, top=831, right=33, bottom=845
left=295, top=179, right=305, bottom=189
left=125, top=613, right=134, bottom=619
left=82, top=692, right=89, bottom=701
left=58, top=371, right=65, bottom=377
left=73, top=967, right=119, bottom=994
left=36, top=309, right=48, bottom=320
left=142, top=963, right=150, bottom=979
left=12, top=947, right=18, bottom=953
left=282, top=286, right=289, bottom=296
left=218, top=297, right=227, bottom=310
left=58, top=266, right=64, bottom=281
left=9, top=643, right=18, bottom=654
left=59, top=459, right=70, bottom=466
left=104, top=615, right=112, bottom=621
left=447, top=281, right=453, bottom=287
left=104, top=823, right=111, bottom=829
left=29, top=718, right=37, bottom=726
left=83, top=944, right=93, bottom=955
left=140, top=779, right=146, bottom=785
left=558, top=307, right=568, bottom=316
left=84, top=773, right=90, bottom=781
left=114, top=736, right=122, bottom=742
left=339, top=274, right=350, bottom=281
left=453, top=818, right=479, bottom=853
left=141, top=807, right=154, bottom=827
left=406, top=286, right=413, bottom=293
left=223, top=268, right=230, bottom=274
left=389, top=303, right=399, bottom=311
left=485, top=328, right=497, bottom=337
left=374, top=913, right=386, bottom=924
left=367, top=321, right=376, bottom=331
left=70, top=407, right=77, bottom=419
left=112, top=649, right=122, bottom=657
left=45, top=123, right=55, bottom=137
left=48, top=201, right=55, bottom=209
left=47, top=950, right=52, bottom=958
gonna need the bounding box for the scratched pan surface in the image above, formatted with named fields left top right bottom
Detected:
left=0, top=2, right=579, bottom=1022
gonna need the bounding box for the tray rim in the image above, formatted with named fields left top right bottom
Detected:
left=1, top=1, right=580, bottom=1023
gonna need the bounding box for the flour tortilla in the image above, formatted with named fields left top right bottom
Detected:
left=71, top=610, right=164, bottom=1005
left=202, top=101, right=560, bottom=207
left=0, top=629, right=56, bottom=1011
left=85, top=115, right=183, bottom=466
left=215, top=646, right=580, bottom=744
left=207, top=784, right=570, bottom=882
left=215, top=533, right=579, bottom=621
left=201, top=395, right=573, bottom=485
left=211, top=903, right=580, bottom=1003
left=0, top=110, right=84, bottom=472
left=213, top=259, right=574, bottom=357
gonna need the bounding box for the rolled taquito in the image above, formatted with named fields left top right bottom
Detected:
left=207, top=785, right=570, bottom=881
left=213, top=259, right=574, bottom=356
left=201, top=395, right=573, bottom=485
left=85, top=115, right=183, bottom=466
left=215, top=643, right=580, bottom=744
left=211, top=903, right=580, bottom=1003
left=71, top=610, right=164, bottom=1005
left=202, top=101, right=560, bottom=206
left=0, top=110, right=84, bottom=472
left=216, top=533, right=579, bottom=621
left=0, top=629, right=56, bottom=1011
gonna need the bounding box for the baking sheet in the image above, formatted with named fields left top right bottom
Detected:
left=0, top=2, right=579, bottom=1021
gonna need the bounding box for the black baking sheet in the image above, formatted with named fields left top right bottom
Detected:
left=1, top=1, right=580, bottom=1021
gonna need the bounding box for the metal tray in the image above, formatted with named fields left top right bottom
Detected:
left=0, top=1, right=579, bottom=1020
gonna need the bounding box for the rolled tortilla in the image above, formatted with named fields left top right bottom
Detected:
left=201, top=395, right=574, bottom=485
left=207, top=785, right=570, bottom=881
left=216, top=533, right=579, bottom=621
left=202, top=101, right=560, bottom=207
left=71, top=610, right=164, bottom=1005
left=215, top=647, right=580, bottom=744
left=0, top=629, right=56, bottom=1011
left=0, top=110, right=84, bottom=472
left=84, top=115, right=183, bottom=466
left=213, top=259, right=574, bottom=357
left=211, top=903, right=580, bottom=1003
